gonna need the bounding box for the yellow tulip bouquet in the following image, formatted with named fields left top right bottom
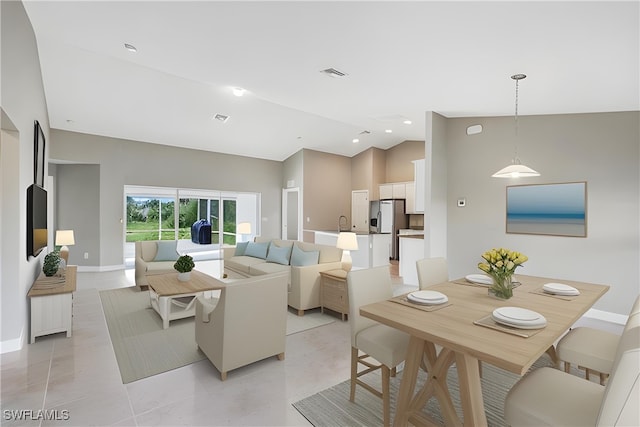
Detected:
left=478, top=248, right=528, bottom=299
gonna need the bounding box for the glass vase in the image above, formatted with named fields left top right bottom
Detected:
left=488, top=275, right=513, bottom=300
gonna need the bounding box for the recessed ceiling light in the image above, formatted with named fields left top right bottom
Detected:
left=352, top=138, right=359, bottom=143
left=213, top=114, right=230, bottom=123
left=385, top=129, right=393, bottom=133
left=403, top=120, right=412, bottom=125
left=232, top=87, right=246, bottom=97
left=124, top=43, right=137, bottom=52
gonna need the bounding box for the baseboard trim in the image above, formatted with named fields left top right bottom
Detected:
left=77, top=264, right=124, bottom=273
left=0, top=328, right=25, bottom=354
left=583, top=308, right=627, bottom=326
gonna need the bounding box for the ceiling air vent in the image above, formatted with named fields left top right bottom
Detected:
left=320, top=68, right=348, bottom=78
left=213, top=114, right=229, bottom=123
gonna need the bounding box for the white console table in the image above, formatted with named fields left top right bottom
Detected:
left=28, top=265, right=76, bottom=343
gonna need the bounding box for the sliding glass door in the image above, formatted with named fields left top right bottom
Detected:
left=123, top=185, right=258, bottom=266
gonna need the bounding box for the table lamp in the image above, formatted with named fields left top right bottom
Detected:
left=336, top=232, right=358, bottom=272
left=237, top=222, right=252, bottom=242
left=55, top=230, right=75, bottom=264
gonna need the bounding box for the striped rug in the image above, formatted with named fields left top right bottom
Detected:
left=293, top=354, right=561, bottom=426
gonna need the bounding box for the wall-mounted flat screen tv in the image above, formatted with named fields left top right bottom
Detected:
left=27, top=183, right=48, bottom=258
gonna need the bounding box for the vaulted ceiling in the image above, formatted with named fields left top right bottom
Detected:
left=23, top=1, right=639, bottom=161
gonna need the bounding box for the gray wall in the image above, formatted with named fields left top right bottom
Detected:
left=445, top=111, right=639, bottom=315
left=0, top=0, right=50, bottom=351
left=49, top=130, right=283, bottom=268
left=55, top=164, right=100, bottom=266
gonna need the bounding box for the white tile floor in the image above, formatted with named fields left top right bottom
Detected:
left=1, top=267, right=410, bottom=427
left=4, top=265, right=618, bottom=427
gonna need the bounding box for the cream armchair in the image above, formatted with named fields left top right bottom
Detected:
left=195, top=271, right=288, bottom=381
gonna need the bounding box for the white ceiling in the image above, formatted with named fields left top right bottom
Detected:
left=23, top=1, right=639, bottom=162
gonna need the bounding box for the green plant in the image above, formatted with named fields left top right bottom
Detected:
left=43, top=251, right=61, bottom=276
left=173, top=254, right=195, bottom=273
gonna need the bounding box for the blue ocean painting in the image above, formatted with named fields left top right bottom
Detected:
left=506, top=182, right=586, bottom=237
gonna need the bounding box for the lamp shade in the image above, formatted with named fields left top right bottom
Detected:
left=336, top=232, right=358, bottom=251
left=55, top=230, right=75, bottom=246
left=237, top=222, right=252, bottom=235
left=492, top=162, right=540, bottom=178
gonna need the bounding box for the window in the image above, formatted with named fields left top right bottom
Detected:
left=123, top=186, right=259, bottom=266
left=126, top=196, right=176, bottom=241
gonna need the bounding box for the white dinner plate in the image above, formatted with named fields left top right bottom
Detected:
left=409, top=290, right=447, bottom=301
left=407, top=290, right=448, bottom=305
left=543, top=282, right=580, bottom=296
left=492, top=307, right=547, bottom=329
left=465, top=274, right=493, bottom=286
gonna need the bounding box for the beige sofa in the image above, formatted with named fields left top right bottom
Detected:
left=134, top=240, right=180, bottom=289
left=195, top=271, right=289, bottom=381
left=224, top=237, right=343, bottom=315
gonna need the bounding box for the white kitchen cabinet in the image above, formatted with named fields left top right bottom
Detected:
left=379, top=182, right=410, bottom=200
left=413, top=159, right=425, bottom=213
left=392, top=183, right=406, bottom=199
left=405, top=182, right=416, bottom=213
left=379, top=183, right=393, bottom=200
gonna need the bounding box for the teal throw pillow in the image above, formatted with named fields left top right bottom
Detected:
left=235, top=241, right=249, bottom=256
left=290, top=245, right=319, bottom=267
left=266, top=245, right=292, bottom=266
left=244, top=242, right=269, bottom=259
left=154, top=241, right=178, bottom=261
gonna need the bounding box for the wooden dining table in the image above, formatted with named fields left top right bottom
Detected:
left=359, top=274, right=609, bottom=427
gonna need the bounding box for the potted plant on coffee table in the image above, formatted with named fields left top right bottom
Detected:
left=174, top=254, right=195, bottom=282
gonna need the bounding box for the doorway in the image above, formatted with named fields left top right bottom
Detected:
left=282, top=187, right=301, bottom=241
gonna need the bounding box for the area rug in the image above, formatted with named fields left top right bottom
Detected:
left=286, top=308, right=336, bottom=335
left=293, top=354, right=557, bottom=427
left=100, top=287, right=335, bottom=384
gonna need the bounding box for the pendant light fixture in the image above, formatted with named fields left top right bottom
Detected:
left=492, top=74, right=540, bottom=178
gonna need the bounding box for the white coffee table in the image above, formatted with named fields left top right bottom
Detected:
left=147, top=270, right=226, bottom=329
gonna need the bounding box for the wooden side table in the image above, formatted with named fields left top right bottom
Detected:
left=28, top=265, right=77, bottom=343
left=319, top=269, right=349, bottom=321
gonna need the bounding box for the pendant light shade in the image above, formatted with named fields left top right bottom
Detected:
left=492, top=74, right=540, bottom=178
left=491, top=161, right=540, bottom=178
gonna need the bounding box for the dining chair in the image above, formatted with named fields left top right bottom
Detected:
left=556, top=294, right=640, bottom=385
left=504, top=309, right=640, bottom=426
left=416, top=257, right=448, bottom=289
left=347, top=266, right=410, bottom=427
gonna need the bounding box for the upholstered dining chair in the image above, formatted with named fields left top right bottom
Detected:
left=556, top=294, right=640, bottom=385
left=504, top=309, right=640, bottom=426
left=416, top=257, right=448, bottom=289
left=347, top=266, right=410, bottom=427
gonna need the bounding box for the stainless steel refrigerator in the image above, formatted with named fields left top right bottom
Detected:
left=369, top=199, right=408, bottom=260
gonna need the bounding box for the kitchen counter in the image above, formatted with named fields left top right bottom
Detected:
left=311, top=230, right=391, bottom=269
